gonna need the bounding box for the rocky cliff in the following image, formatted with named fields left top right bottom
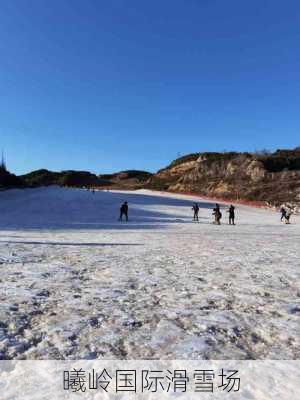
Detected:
left=147, top=149, right=300, bottom=209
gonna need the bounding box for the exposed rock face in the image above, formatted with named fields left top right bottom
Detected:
left=245, top=159, right=266, bottom=181
left=147, top=149, right=300, bottom=207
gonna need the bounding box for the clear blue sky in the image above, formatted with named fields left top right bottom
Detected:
left=1, top=0, right=300, bottom=175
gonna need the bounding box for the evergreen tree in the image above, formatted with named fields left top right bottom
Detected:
left=0, top=151, right=7, bottom=171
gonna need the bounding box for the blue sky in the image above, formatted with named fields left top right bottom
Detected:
left=1, top=0, right=300, bottom=175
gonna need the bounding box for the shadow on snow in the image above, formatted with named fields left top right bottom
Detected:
left=0, top=187, right=215, bottom=230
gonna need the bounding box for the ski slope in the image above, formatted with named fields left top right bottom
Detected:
left=0, top=187, right=299, bottom=360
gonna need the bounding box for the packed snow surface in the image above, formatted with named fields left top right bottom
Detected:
left=0, top=187, right=299, bottom=360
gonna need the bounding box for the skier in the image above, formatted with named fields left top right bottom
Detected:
left=280, top=206, right=287, bottom=222
left=212, top=204, right=222, bottom=225
left=119, top=201, right=129, bottom=222
left=192, top=203, right=199, bottom=221
left=227, top=204, right=235, bottom=225
left=285, top=209, right=292, bottom=224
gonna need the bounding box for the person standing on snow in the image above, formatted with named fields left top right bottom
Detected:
left=285, top=209, right=292, bottom=224
left=213, top=203, right=222, bottom=225
left=119, top=201, right=129, bottom=222
left=280, top=206, right=287, bottom=222
left=227, top=204, right=235, bottom=225
left=192, top=203, right=199, bottom=221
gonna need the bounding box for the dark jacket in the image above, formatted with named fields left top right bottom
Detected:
left=229, top=205, right=235, bottom=216
left=120, top=203, right=128, bottom=213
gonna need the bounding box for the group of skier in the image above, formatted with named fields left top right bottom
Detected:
left=193, top=202, right=235, bottom=225
left=118, top=200, right=237, bottom=225
left=118, top=200, right=293, bottom=225
left=280, top=206, right=293, bottom=224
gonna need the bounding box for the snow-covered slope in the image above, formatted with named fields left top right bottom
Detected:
left=0, top=187, right=299, bottom=359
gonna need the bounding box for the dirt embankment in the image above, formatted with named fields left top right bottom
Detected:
left=146, top=150, right=300, bottom=212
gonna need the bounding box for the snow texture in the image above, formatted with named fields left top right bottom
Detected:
left=0, top=187, right=299, bottom=360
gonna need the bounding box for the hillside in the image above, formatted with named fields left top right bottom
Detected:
left=21, top=169, right=152, bottom=189
left=147, top=149, right=300, bottom=209
left=99, top=170, right=152, bottom=189
left=21, top=169, right=104, bottom=187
